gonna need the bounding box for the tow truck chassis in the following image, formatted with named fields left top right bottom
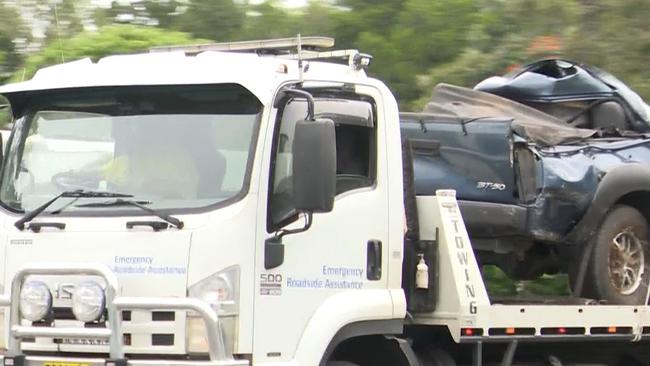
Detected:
left=409, top=191, right=650, bottom=365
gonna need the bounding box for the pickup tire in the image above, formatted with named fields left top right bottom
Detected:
left=584, top=204, right=649, bottom=304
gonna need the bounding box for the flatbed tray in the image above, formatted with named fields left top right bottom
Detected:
left=491, top=295, right=602, bottom=306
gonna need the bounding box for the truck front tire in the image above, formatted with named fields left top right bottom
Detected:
left=583, top=205, right=649, bottom=304
left=417, top=347, right=457, bottom=366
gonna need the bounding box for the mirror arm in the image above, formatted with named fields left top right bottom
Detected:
left=264, top=212, right=314, bottom=270
left=282, top=88, right=315, bottom=121
left=277, top=212, right=313, bottom=239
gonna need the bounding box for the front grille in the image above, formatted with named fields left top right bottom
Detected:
left=122, top=311, right=132, bottom=321
left=52, top=307, right=76, bottom=320
left=152, top=311, right=175, bottom=321
left=20, top=308, right=186, bottom=355
left=152, top=334, right=174, bottom=346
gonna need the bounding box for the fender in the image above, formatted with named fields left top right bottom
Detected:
left=565, top=164, right=650, bottom=244
left=291, top=289, right=406, bottom=366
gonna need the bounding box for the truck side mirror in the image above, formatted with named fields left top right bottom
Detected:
left=292, top=118, right=336, bottom=213
left=264, top=118, right=336, bottom=270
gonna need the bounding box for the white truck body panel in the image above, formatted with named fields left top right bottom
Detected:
left=251, top=82, right=403, bottom=364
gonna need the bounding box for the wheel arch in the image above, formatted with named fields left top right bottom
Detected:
left=616, top=191, right=650, bottom=226
left=565, top=164, right=650, bottom=244
left=290, top=289, right=407, bottom=366
left=319, top=321, right=419, bottom=366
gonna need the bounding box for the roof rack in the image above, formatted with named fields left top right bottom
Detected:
left=280, top=49, right=373, bottom=71
left=149, top=36, right=335, bottom=55
left=149, top=35, right=373, bottom=77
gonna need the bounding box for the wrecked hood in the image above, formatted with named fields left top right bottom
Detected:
left=424, top=83, right=597, bottom=146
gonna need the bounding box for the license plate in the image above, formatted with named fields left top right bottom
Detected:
left=43, top=362, right=91, bottom=366
left=59, top=338, right=109, bottom=346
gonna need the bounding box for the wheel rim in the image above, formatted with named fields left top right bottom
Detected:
left=608, top=228, right=645, bottom=295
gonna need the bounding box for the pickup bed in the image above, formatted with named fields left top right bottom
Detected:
left=401, top=63, right=650, bottom=305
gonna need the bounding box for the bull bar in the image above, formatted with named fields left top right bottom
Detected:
left=0, top=263, right=248, bottom=366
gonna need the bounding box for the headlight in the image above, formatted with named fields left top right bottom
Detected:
left=72, top=281, right=106, bottom=322
left=188, top=266, right=239, bottom=316
left=20, top=280, right=52, bottom=322
left=187, top=266, right=239, bottom=354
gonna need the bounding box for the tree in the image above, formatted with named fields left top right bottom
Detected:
left=44, top=0, right=84, bottom=41
left=94, top=0, right=181, bottom=28
left=242, top=1, right=341, bottom=40
left=241, top=1, right=300, bottom=40
left=173, top=0, right=245, bottom=41
left=415, top=0, right=582, bottom=110
left=331, top=0, right=478, bottom=106
left=14, top=25, right=205, bottom=82
left=0, top=2, right=31, bottom=82
left=565, top=0, right=650, bottom=99
left=15, top=0, right=86, bottom=42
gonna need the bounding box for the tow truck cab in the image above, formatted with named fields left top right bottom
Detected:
left=0, top=37, right=408, bottom=366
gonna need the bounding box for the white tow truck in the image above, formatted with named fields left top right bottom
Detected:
left=0, top=36, right=647, bottom=366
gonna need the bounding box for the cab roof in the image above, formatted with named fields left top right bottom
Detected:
left=0, top=50, right=369, bottom=104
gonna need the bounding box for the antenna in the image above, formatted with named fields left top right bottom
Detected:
left=297, top=34, right=304, bottom=82
left=53, top=3, right=65, bottom=63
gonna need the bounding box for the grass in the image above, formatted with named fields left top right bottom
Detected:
left=483, top=265, right=571, bottom=297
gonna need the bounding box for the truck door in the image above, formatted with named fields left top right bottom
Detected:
left=401, top=115, right=517, bottom=204
left=253, top=94, right=391, bottom=363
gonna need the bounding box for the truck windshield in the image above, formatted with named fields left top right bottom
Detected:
left=0, top=84, right=262, bottom=214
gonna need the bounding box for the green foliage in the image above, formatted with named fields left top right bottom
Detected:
left=563, top=0, right=650, bottom=102
left=0, top=107, right=10, bottom=129
left=93, top=0, right=182, bottom=28
left=14, top=25, right=205, bottom=82
left=7, top=0, right=650, bottom=110
left=0, top=2, right=30, bottom=81
left=173, top=0, right=245, bottom=41
left=483, top=265, right=570, bottom=298
left=483, top=265, right=517, bottom=296
left=241, top=1, right=339, bottom=40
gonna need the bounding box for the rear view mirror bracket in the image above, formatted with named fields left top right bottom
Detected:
left=264, top=213, right=313, bottom=270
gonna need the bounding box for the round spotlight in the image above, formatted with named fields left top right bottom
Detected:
left=72, top=281, right=106, bottom=322
left=20, top=280, right=52, bottom=322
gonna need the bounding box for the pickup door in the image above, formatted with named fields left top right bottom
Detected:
left=400, top=113, right=517, bottom=205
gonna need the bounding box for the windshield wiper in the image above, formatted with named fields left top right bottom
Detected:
left=76, top=198, right=184, bottom=229
left=15, top=190, right=133, bottom=230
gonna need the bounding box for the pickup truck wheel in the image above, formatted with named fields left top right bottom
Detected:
left=586, top=205, right=649, bottom=304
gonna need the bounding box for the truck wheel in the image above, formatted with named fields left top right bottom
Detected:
left=418, top=347, right=457, bottom=366
left=585, top=205, right=649, bottom=304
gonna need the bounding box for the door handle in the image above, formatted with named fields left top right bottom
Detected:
left=367, top=240, right=382, bottom=281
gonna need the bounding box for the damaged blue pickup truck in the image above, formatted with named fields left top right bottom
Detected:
left=401, top=60, right=650, bottom=304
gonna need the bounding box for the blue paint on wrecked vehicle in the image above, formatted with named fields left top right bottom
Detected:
left=401, top=67, right=650, bottom=290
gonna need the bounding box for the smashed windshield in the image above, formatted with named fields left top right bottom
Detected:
left=0, top=84, right=262, bottom=213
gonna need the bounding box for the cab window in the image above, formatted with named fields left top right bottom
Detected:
left=267, top=96, right=376, bottom=231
